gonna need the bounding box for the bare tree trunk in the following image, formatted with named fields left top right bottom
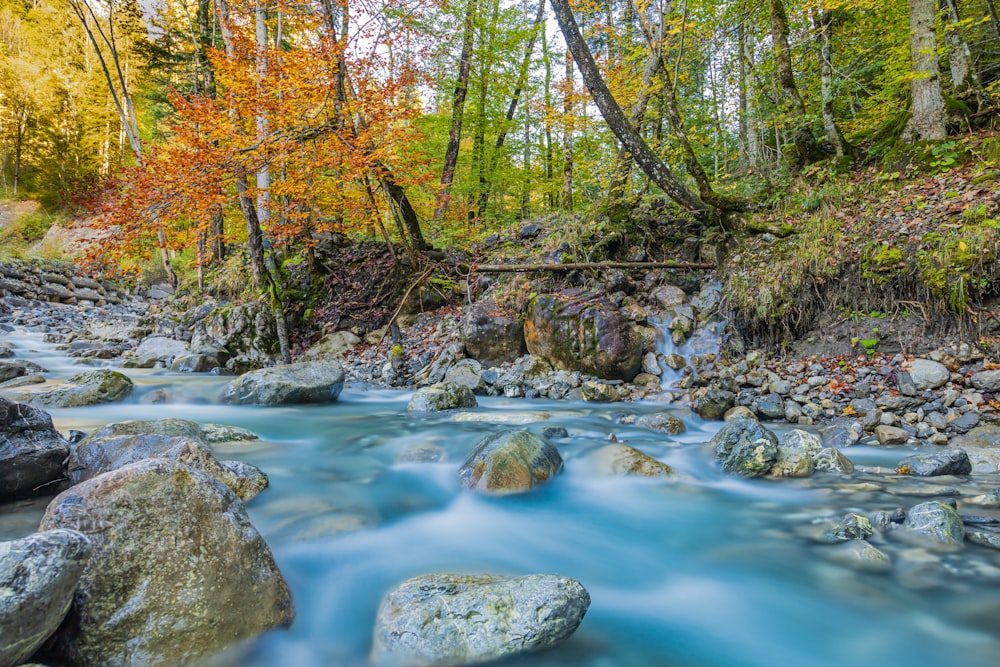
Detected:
left=542, top=24, right=555, bottom=210
left=987, top=0, right=1000, bottom=39
left=940, top=0, right=978, bottom=92
left=817, top=9, right=850, bottom=158
left=561, top=49, right=574, bottom=211
left=69, top=0, right=177, bottom=286
left=903, top=0, right=946, bottom=141
left=199, top=0, right=225, bottom=261
left=768, top=0, right=825, bottom=170
left=433, top=0, right=477, bottom=221
left=550, top=0, right=705, bottom=213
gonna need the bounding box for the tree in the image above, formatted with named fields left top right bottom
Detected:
left=902, top=0, right=946, bottom=141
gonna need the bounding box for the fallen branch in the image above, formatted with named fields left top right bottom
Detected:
left=471, top=261, right=716, bottom=273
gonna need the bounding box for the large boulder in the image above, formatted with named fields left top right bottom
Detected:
left=0, top=360, right=47, bottom=384
left=769, top=429, right=823, bottom=478
left=3, top=370, right=133, bottom=408
left=38, top=459, right=294, bottom=666
left=206, top=303, right=279, bottom=369
left=0, top=530, right=92, bottom=667
left=459, top=430, right=562, bottom=494
left=67, top=434, right=268, bottom=501
left=78, top=417, right=205, bottom=446
left=710, top=417, right=779, bottom=477
left=0, top=397, right=70, bottom=500
left=524, top=291, right=641, bottom=381
left=372, top=573, right=590, bottom=667
left=407, top=382, right=478, bottom=412
left=133, top=336, right=189, bottom=364
left=463, top=301, right=527, bottom=368
left=220, top=360, right=344, bottom=405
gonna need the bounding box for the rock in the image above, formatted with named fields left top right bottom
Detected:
left=67, top=434, right=267, bottom=501
left=0, top=342, right=11, bottom=358
left=971, top=370, right=1000, bottom=393
left=408, top=382, right=478, bottom=411
left=769, top=429, right=822, bottom=478
left=813, top=448, right=855, bottom=473
left=169, top=353, right=219, bottom=373
left=221, top=360, right=344, bottom=405
left=825, top=540, right=892, bottom=572
left=581, top=380, right=620, bottom=402
left=0, top=397, right=70, bottom=500
left=462, top=301, right=526, bottom=368
left=830, top=513, right=874, bottom=540
left=724, top=406, right=756, bottom=421
left=39, top=459, right=294, bottom=666
left=372, top=573, right=589, bottom=667
left=79, top=417, right=206, bottom=446
left=636, top=412, right=686, bottom=435
left=588, top=444, right=673, bottom=477
left=752, top=393, right=785, bottom=420
left=298, top=331, right=361, bottom=362
left=525, top=291, right=641, bottom=381
left=692, top=387, right=735, bottom=421
left=663, top=353, right=685, bottom=371
left=207, top=303, right=278, bottom=368
left=821, top=418, right=864, bottom=448
left=652, top=285, right=686, bottom=308
left=0, top=530, right=92, bottom=667
left=901, top=501, right=965, bottom=548
left=3, top=370, right=133, bottom=408
left=949, top=411, right=979, bottom=434
left=951, top=425, right=1000, bottom=449
left=966, top=526, right=1000, bottom=550
left=540, top=426, right=568, bottom=439
left=874, top=425, right=910, bottom=445
left=133, top=335, right=189, bottom=362
left=905, top=359, right=950, bottom=390
left=641, top=352, right=661, bottom=376
left=0, top=360, right=46, bottom=383
left=458, top=430, right=562, bottom=494
left=710, top=417, right=778, bottom=477
left=896, top=448, right=972, bottom=477
left=200, top=423, right=260, bottom=444
left=443, top=359, right=487, bottom=393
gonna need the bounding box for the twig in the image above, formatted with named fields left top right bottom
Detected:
left=376, top=267, right=434, bottom=346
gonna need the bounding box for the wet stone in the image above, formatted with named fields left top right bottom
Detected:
left=897, top=449, right=972, bottom=477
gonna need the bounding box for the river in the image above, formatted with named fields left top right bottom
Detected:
left=2, top=326, right=999, bottom=667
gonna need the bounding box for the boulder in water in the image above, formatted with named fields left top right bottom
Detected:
left=0, top=529, right=92, bottom=667
left=901, top=501, right=965, bottom=549
left=220, top=360, right=344, bottom=405
left=459, top=430, right=562, bottom=494
left=67, top=433, right=267, bottom=501
left=588, top=443, right=674, bottom=478
left=372, top=573, right=590, bottom=667
left=692, top=387, right=735, bottom=421
left=769, top=429, right=822, bottom=478
left=0, top=397, right=69, bottom=500
left=2, top=370, right=133, bottom=408
left=39, top=459, right=294, bottom=666
left=408, top=382, right=477, bottom=411
left=897, top=448, right=972, bottom=477
left=636, top=412, right=685, bottom=435
left=710, top=417, right=778, bottom=477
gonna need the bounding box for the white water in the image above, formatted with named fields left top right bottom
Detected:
left=2, top=327, right=1000, bottom=667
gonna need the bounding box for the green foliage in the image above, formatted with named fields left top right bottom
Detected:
left=916, top=223, right=998, bottom=312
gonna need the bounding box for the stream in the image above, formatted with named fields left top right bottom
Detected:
left=3, top=326, right=1000, bottom=667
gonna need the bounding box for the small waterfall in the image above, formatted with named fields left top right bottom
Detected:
left=651, top=281, right=725, bottom=391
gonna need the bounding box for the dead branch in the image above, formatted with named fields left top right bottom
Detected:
left=471, top=261, right=716, bottom=273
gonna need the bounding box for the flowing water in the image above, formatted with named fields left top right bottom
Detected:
left=3, top=327, right=1000, bottom=667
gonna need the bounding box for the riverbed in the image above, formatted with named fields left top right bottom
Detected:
left=3, top=326, right=1000, bottom=667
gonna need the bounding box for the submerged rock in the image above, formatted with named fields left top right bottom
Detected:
left=372, top=573, right=590, bottom=666
left=39, top=459, right=294, bottom=666
left=220, top=360, right=344, bottom=405
left=0, top=530, right=92, bottom=667
left=825, top=540, right=893, bottom=572
left=408, top=382, right=477, bottom=412
left=459, top=430, right=562, bottom=493
left=588, top=443, right=674, bottom=478
left=900, top=501, right=965, bottom=549
left=636, top=412, right=686, bottom=435
left=710, top=417, right=778, bottom=477
left=0, top=397, right=69, bottom=500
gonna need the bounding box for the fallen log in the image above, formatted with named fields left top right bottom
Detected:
left=471, top=261, right=716, bottom=273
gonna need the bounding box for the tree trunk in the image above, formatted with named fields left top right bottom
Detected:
left=903, top=0, right=946, bottom=142
left=561, top=49, right=574, bottom=211
left=817, top=10, right=850, bottom=158
left=940, top=0, right=977, bottom=92
left=767, top=0, right=825, bottom=170
left=986, top=0, right=1000, bottom=40
left=433, top=0, right=477, bottom=222
left=199, top=0, right=225, bottom=261
left=542, top=24, right=555, bottom=210
left=740, top=20, right=761, bottom=171
left=550, top=0, right=705, bottom=213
